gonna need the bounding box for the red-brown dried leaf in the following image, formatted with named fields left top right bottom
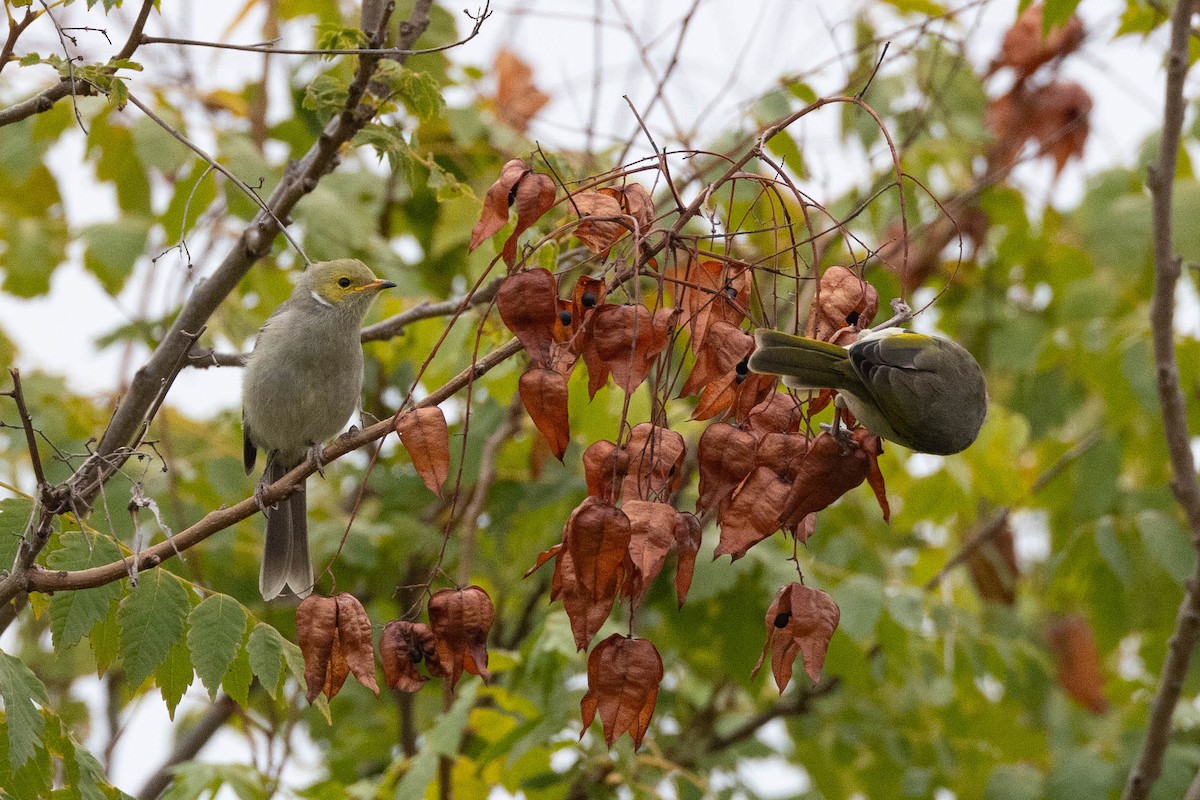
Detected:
left=379, top=620, right=440, bottom=692
left=591, top=304, right=677, bottom=394
left=572, top=191, right=626, bottom=256
left=673, top=511, right=702, bottom=607
left=672, top=259, right=751, bottom=349
left=622, top=423, right=687, bottom=502
left=861, top=432, right=890, bottom=522
left=505, top=172, right=558, bottom=266
left=1047, top=615, right=1108, bottom=714
left=566, top=497, right=633, bottom=599
left=335, top=593, right=379, bottom=697
left=624, top=500, right=680, bottom=601
left=755, top=432, right=813, bottom=482
left=691, top=374, right=737, bottom=420
left=744, top=391, right=803, bottom=434
left=553, top=544, right=619, bottom=650
left=729, top=372, right=777, bottom=421
left=582, top=439, right=628, bottom=503
left=753, top=583, right=840, bottom=691
left=519, top=367, right=570, bottom=460
left=696, top=423, right=758, bottom=516
left=597, top=184, right=654, bottom=236
left=967, top=519, right=1019, bottom=605
left=714, top=466, right=791, bottom=561
left=997, top=4, right=1085, bottom=79
left=1030, top=81, right=1092, bottom=175
left=524, top=542, right=563, bottom=579
left=680, top=321, right=755, bottom=397
left=296, top=595, right=337, bottom=702
left=396, top=406, right=451, bottom=497
left=428, top=586, right=496, bottom=690
left=493, top=49, right=551, bottom=133
left=579, top=634, right=663, bottom=749
left=296, top=594, right=378, bottom=702
left=804, top=266, right=880, bottom=342
left=470, top=159, right=527, bottom=251
left=496, top=268, right=559, bottom=367
left=780, top=430, right=885, bottom=530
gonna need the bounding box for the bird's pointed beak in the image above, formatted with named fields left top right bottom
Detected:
left=366, top=279, right=397, bottom=291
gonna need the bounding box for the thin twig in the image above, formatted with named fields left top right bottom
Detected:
left=138, top=3, right=490, bottom=57
left=1124, top=1, right=1200, bottom=798
left=123, top=92, right=311, bottom=266
left=5, top=369, right=47, bottom=488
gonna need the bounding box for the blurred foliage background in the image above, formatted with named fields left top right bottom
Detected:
left=2, top=0, right=1199, bottom=798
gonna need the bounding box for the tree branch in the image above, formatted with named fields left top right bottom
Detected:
left=24, top=336, right=524, bottom=594
left=0, top=0, right=445, bottom=609
left=136, top=694, right=238, bottom=800
left=1124, top=1, right=1200, bottom=798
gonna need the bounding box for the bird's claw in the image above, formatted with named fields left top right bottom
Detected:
left=819, top=421, right=857, bottom=454
left=254, top=474, right=273, bottom=516
left=307, top=443, right=326, bottom=478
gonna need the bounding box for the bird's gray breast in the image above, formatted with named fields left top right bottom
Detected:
left=242, top=305, right=364, bottom=464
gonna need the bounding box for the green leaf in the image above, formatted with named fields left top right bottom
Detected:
left=280, top=637, right=331, bottom=723
left=89, top=606, right=120, bottom=676
left=985, top=763, right=1044, bottom=800
left=879, top=0, right=948, bottom=14
left=394, top=681, right=478, bottom=798
left=161, top=762, right=269, bottom=800
left=313, top=23, right=368, bottom=56
left=0, top=651, right=48, bottom=769
left=46, top=532, right=124, bottom=650
left=117, top=570, right=191, bottom=686
left=831, top=574, right=885, bottom=641
left=161, top=160, right=218, bottom=242
left=187, top=594, right=248, bottom=699
left=1042, top=0, right=1080, bottom=29
left=221, top=640, right=253, bottom=707
left=302, top=73, right=349, bottom=120
left=82, top=217, right=153, bottom=296
left=155, top=640, right=193, bottom=720
left=0, top=498, right=33, bottom=575
left=1139, top=510, right=1197, bottom=584
left=246, top=624, right=285, bottom=700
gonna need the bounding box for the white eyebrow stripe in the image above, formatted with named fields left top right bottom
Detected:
left=310, top=290, right=333, bottom=308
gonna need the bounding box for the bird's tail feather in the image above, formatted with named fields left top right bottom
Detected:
left=259, top=460, right=313, bottom=600
left=749, top=329, right=855, bottom=391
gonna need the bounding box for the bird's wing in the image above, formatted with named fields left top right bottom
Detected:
left=848, top=332, right=939, bottom=441
left=243, top=415, right=257, bottom=475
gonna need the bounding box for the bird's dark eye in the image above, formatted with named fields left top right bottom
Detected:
left=337, top=277, right=351, bottom=288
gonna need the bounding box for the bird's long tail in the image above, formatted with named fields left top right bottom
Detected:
left=259, top=459, right=312, bottom=600
left=748, top=329, right=856, bottom=390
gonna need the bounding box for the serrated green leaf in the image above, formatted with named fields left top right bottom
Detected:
left=246, top=624, right=284, bottom=700
left=0, top=651, right=48, bottom=769
left=46, top=532, right=123, bottom=650
left=187, top=594, right=247, bottom=699
left=89, top=606, right=120, bottom=676
left=395, top=68, right=444, bottom=121
left=117, top=570, right=191, bottom=686
left=156, top=640, right=193, bottom=720
left=161, top=762, right=269, bottom=800
left=221, top=641, right=253, bottom=707
left=0, top=498, right=33, bottom=575
left=313, top=23, right=368, bottom=56
left=302, top=73, right=349, bottom=120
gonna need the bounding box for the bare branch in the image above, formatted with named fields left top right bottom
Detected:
left=138, top=4, right=491, bottom=58
left=1124, top=1, right=1200, bottom=798
left=5, top=369, right=47, bottom=488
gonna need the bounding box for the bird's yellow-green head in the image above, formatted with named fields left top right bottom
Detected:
left=298, top=259, right=396, bottom=318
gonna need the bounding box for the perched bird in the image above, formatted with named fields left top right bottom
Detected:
left=242, top=259, right=395, bottom=599
left=748, top=327, right=987, bottom=455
